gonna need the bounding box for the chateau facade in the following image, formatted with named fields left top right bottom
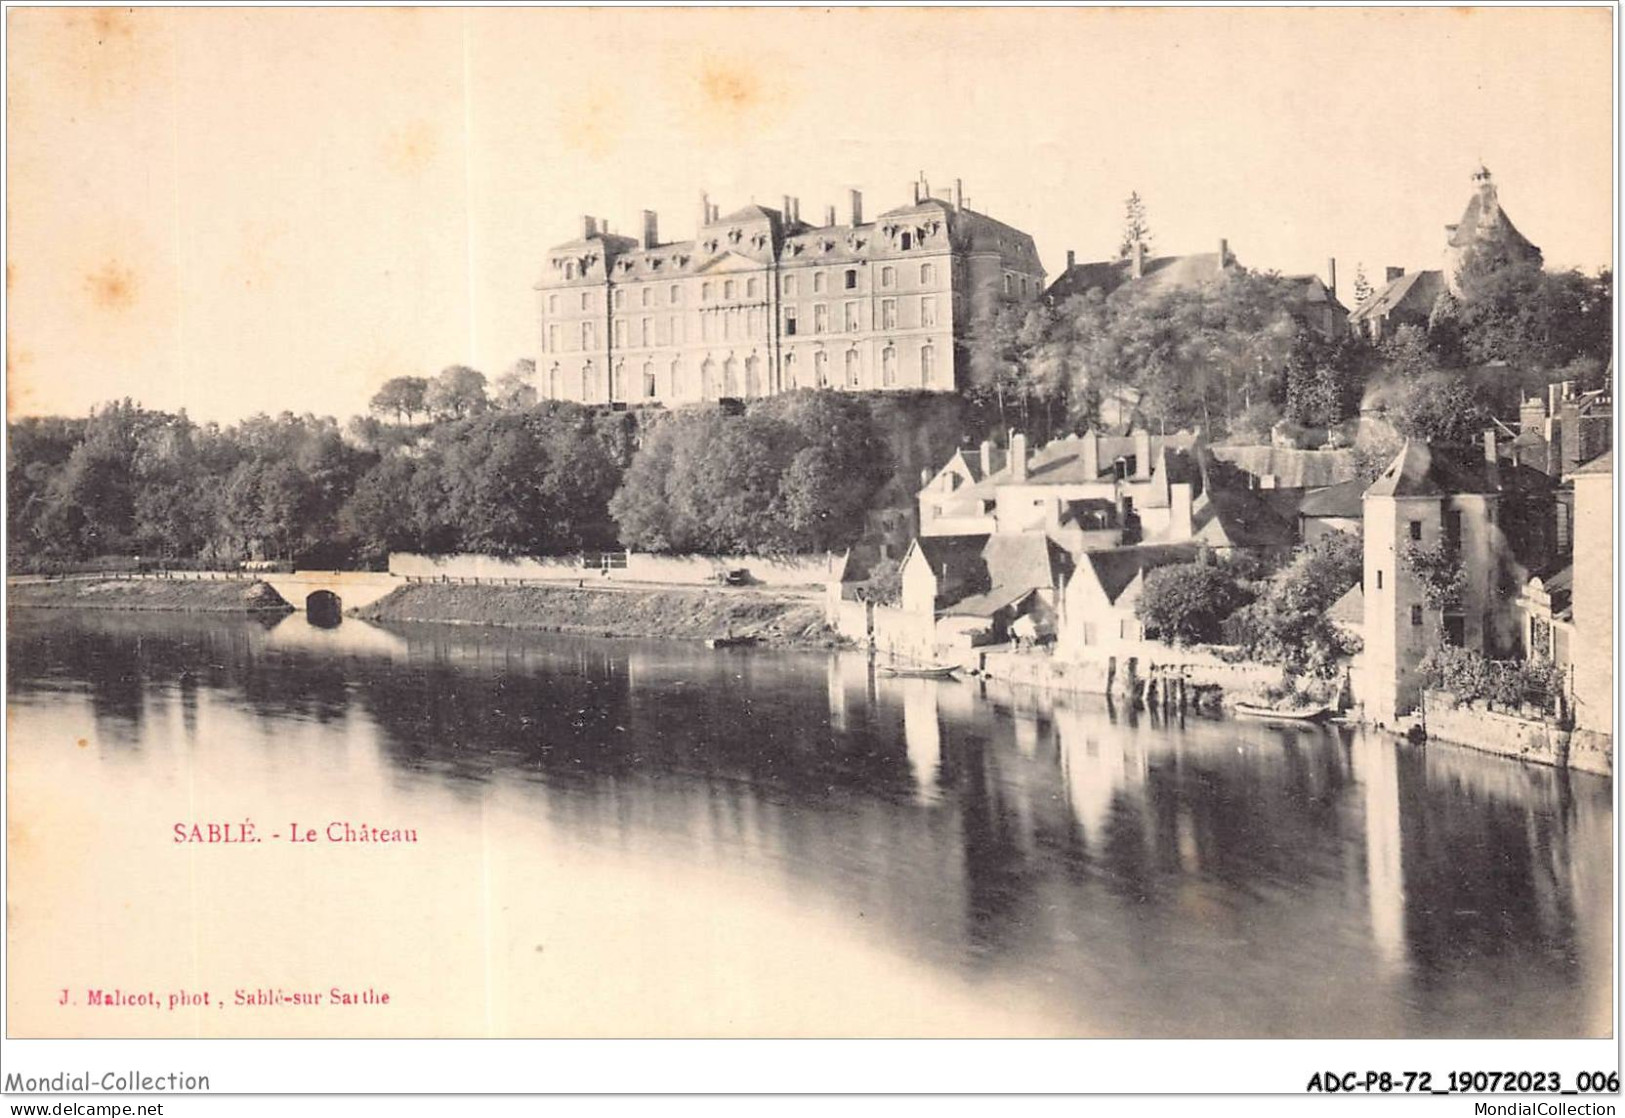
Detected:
left=534, top=177, right=1044, bottom=405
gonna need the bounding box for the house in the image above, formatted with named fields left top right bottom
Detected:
left=1282, top=269, right=1351, bottom=339
left=1567, top=452, right=1611, bottom=745
left=900, top=530, right=1070, bottom=649
left=1055, top=543, right=1202, bottom=654
left=1326, top=583, right=1364, bottom=640
left=1513, top=564, right=1572, bottom=669
left=1296, top=478, right=1366, bottom=540
left=1348, top=268, right=1446, bottom=343
left=1360, top=440, right=1509, bottom=720
left=1043, top=239, right=1239, bottom=306
left=899, top=535, right=989, bottom=616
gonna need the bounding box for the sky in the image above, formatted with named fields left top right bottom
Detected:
left=5, top=6, right=1615, bottom=425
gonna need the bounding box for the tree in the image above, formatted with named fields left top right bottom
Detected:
left=1135, top=563, right=1248, bottom=645
left=425, top=366, right=489, bottom=421
left=368, top=376, right=429, bottom=424
left=1389, top=370, right=1491, bottom=446
left=1352, top=263, right=1374, bottom=307
left=1283, top=327, right=1371, bottom=428
left=493, top=359, right=539, bottom=410
left=1117, top=191, right=1153, bottom=260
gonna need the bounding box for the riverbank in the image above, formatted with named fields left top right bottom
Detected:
left=357, top=582, right=842, bottom=648
left=7, top=576, right=291, bottom=613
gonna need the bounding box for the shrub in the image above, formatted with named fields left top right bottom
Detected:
left=1419, top=646, right=1566, bottom=712
left=1135, top=563, right=1248, bottom=645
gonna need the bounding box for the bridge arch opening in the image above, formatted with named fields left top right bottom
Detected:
left=305, top=590, right=343, bottom=628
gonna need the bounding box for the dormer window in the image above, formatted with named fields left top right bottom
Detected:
left=728, top=228, right=743, bottom=244
left=565, top=261, right=577, bottom=279
left=900, top=232, right=912, bottom=251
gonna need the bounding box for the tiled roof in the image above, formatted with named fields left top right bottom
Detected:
left=1363, top=442, right=1499, bottom=498
left=1192, top=486, right=1298, bottom=548
left=1569, top=450, right=1613, bottom=477
left=943, top=586, right=1035, bottom=618
left=1326, top=584, right=1364, bottom=627
left=1348, top=270, right=1445, bottom=323
left=1206, top=445, right=1361, bottom=489
left=1297, top=478, right=1367, bottom=519
left=1082, top=543, right=1201, bottom=604
left=1045, top=252, right=1234, bottom=304
left=982, top=532, right=1070, bottom=592
left=912, top=535, right=991, bottom=581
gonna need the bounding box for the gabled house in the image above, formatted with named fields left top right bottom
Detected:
left=1348, top=268, right=1446, bottom=343
left=1055, top=542, right=1202, bottom=653
left=899, top=534, right=990, bottom=616
left=1296, top=477, right=1367, bottom=540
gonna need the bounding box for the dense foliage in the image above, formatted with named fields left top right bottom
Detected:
left=1134, top=562, right=1250, bottom=645
left=1419, top=645, right=1566, bottom=713
left=1224, top=532, right=1364, bottom=675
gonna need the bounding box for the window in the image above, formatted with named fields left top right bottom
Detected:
left=921, top=296, right=937, bottom=327
left=785, top=307, right=798, bottom=336
left=583, top=360, right=598, bottom=400
left=724, top=279, right=736, bottom=300
left=1411, top=605, right=1424, bottom=627
left=813, top=271, right=826, bottom=294
left=702, top=314, right=716, bottom=342
left=723, top=357, right=739, bottom=397
left=643, top=362, right=657, bottom=399
left=547, top=324, right=560, bottom=352
left=548, top=294, right=559, bottom=314
left=814, top=304, right=828, bottom=333
left=882, top=298, right=897, bottom=329
left=548, top=364, right=560, bottom=398
left=614, top=320, right=627, bottom=347
left=784, top=352, right=797, bottom=389
left=656, top=317, right=669, bottom=346
left=700, top=358, right=716, bottom=398
left=614, top=289, right=625, bottom=310
left=814, top=350, right=829, bottom=388
left=920, top=344, right=935, bottom=384
left=670, top=359, right=682, bottom=397
left=641, top=318, right=651, bottom=347
left=1376, top=570, right=1383, bottom=590
left=746, top=278, right=758, bottom=299
left=881, top=265, right=895, bottom=288
left=920, top=262, right=934, bottom=285
left=580, top=291, right=591, bottom=311
left=1409, top=520, right=1423, bottom=541
left=701, top=282, right=713, bottom=302
left=1021, top=277, right=1029, bottom=297
left=1004, top=274, right=1013, bottom=295
left=900, top=232, right=912, bottom=250
left=744, top=355, right=760, bottom=397
left=641, top=287, right=652, bottom=308
left=722, top=311, right=732, bottom=340
left=669, top=315, right=681, bottom=344
left=581, top=321, right=595, bottom=349
left=1444, top=615, right=1466, bottom=647
left=844, top=269, right=858, bottom=290
left=882, top=345, right=897, bottom=386
left=843, top=301, right=858, bottom=332
left=670, top=284, right=681, bottom=304
left=1444, top=509, right=1462, bottom=552
left=845, top=349, right=861, bottom=387
left=784, top=274, right=798, bottom=296
left=564, top=261, right=577, bottom=280
left=611, top=361, right=625, bottom=401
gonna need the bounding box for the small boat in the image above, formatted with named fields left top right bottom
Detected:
left=877, top=663, right=959, bottom=679
left=705, top=634, right=759, bottom=649
left=1232, top=701, right=1334, bottom=723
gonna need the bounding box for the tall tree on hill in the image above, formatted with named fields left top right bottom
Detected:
left=368, top=376, right=429, bottom=424
left=1352, top=263, right=1374, bottom=307
left=1117, top=191, right=1154, bottom=261
left=426, top=366, right=489, bottom=422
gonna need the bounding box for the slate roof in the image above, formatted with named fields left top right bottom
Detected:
left=1363, top=442, right=1499, bottom=498
left=1569, top=450, right=1613, bottom=478
left=1045, top=251, right=1235, bottom=304
left=1297, top=478, right=1367, bottom=519
left=1080, top=543, right=1202, bottom=604
left=944, top=586, right=1036, bottom=619
left=1022, top=431, right=1201, bottom=485
left=912, top=535, right=991, bottom=581
left=1192, top=486, right=1298, bottom=548
left=982, top=532, right=1071, bottom=592
left=1348, top=270, right=1446, bottom=325
left=1326, top=584, right=1364, bottom=628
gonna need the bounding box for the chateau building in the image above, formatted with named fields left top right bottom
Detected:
left=533, top=176, right=1045, bottom=405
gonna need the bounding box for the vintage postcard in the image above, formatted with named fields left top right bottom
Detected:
left=3, top=3, right=1616, bottom=1090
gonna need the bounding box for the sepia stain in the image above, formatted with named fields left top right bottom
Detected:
left=675, top=54, right=788, bottom=140
left=558, top=86, right=623, bottom=160
left=384, top=120, right=439, bottom=176
left=6, top=339, right=38, bottom=417
left=84, top=260, right=138, bottom=312
left=76, top=738, right=89, bottom=749
left=86, top=6, right=136, bottom=44
left=699, top=60, right=760, bottom=114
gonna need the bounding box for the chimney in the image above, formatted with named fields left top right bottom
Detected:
left=1066, top=249, right=1076, bottom=271
left=1326, top=257, right=1337, bottom=297
left=1386, top=265, right=1405, bottom=282
left=1169, top=483, right=1194, bottom=541
left=824, top=204, right=837, bottom=227
left=920, top=467, right=931, bottom=488
left=1549, top=382, right=1565, bottom=415
left=1079, top=429, right=1100, bottom=479
left=792, top=197, right=801, bottom=223
left=979, top=439, right=993, bottom=479
left=1217, top=238, right=1229, bottom=272
left=782, top=195, right=793, bottom=224
left=912, top=176, right=923, bottom=204
left=583, top=215, right=598, bottom=238
left=953, top=179, right=963, bottom=212
left=709, top=202, right=719, bottom=223
left=849, top=189, right=863, bottom=226
left=699, top=193, right=711, bottom=228
left=641, top=210, right=659, bottom=249
left=1133, top=429, right=1152, bottom=479
left=1010, top=432, right=1028, bottom=481
left=1132, top=240, right=1145, bottom=280
left=1483, top=429, right=1498, bottom=464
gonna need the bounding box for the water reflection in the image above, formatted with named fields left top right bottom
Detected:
left=6, top=609, right=1612, bottom=1038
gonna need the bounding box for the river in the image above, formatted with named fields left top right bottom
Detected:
left=5, top=608, right=1612, bottom=1038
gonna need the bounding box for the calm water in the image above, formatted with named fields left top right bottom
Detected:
left=6, top=608, right=1613, bottom=1038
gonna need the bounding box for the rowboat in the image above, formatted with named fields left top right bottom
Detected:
left=877, top=664, right=959, bottom=680
left=1232, top=701, right=1333, bottom=723
left=705, top=635, right=759, bottom=649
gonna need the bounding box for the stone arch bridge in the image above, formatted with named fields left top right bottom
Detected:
left=259, top=571, right=400, bottom=615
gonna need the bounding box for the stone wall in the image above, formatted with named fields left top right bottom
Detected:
left=390, top=551, right=831, bottom=587
left=1422, top=691, right=1573, bottom=770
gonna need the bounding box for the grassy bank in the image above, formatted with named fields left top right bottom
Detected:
left=7, top=577, right=291, bottom=613
left=358, top=582, right=840, bottom=647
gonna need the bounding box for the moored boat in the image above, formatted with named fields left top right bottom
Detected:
left=1231, top=701, right=1333, bottom=723
left=877, top=663, right=958, bottom=679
